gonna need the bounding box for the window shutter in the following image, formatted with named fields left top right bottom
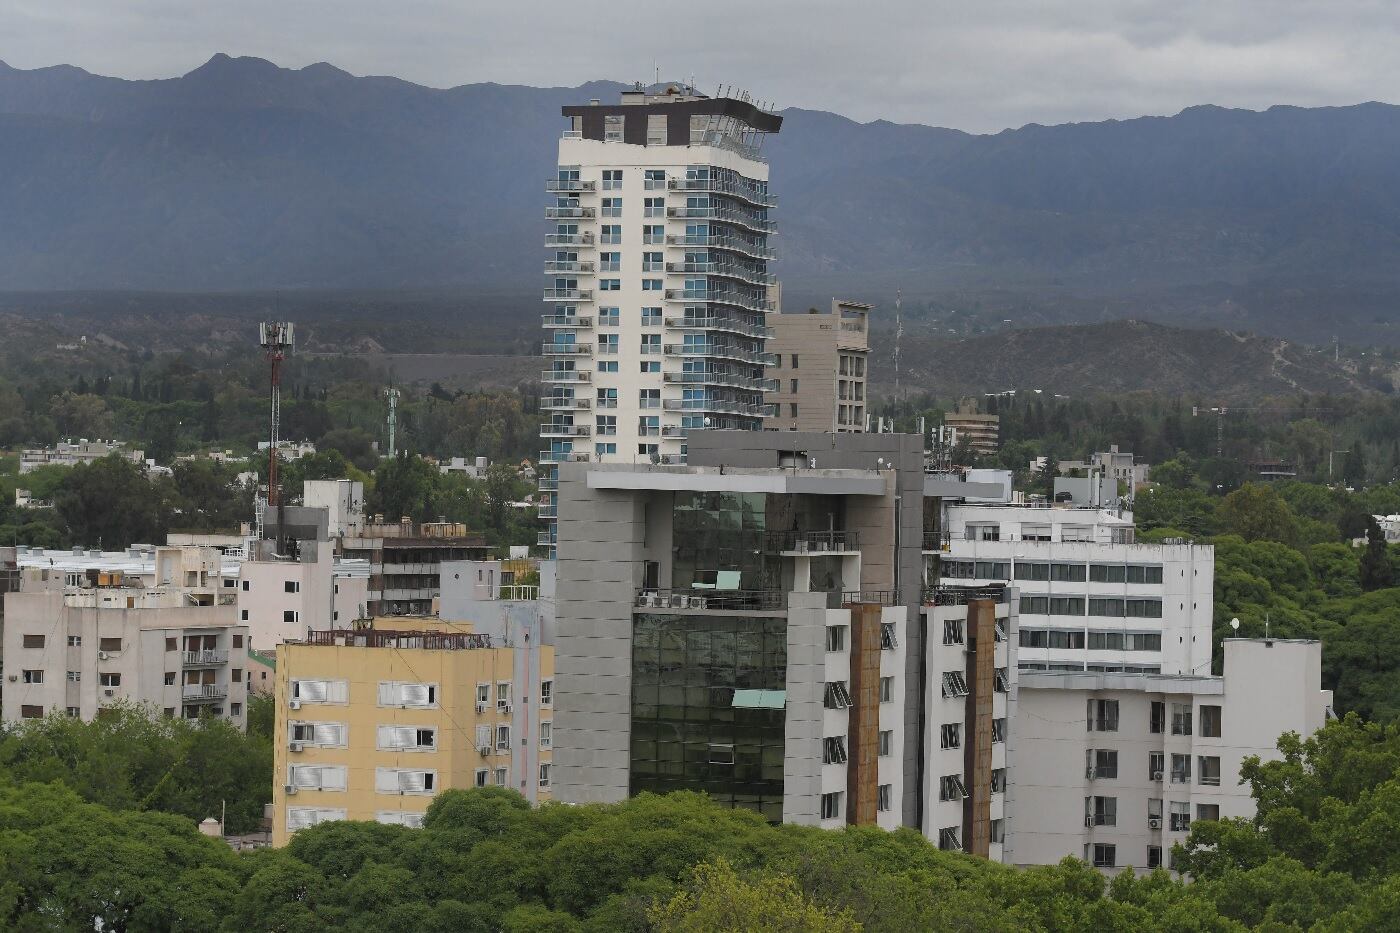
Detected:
left=295, top=680, right=328, bottom=702
left=319, top=766, right=347, bottom=791
left=475, top=725, right=492, bottom=748
left=401, top=683, right=431, bottom=707
left=377, top=682, right=400, bottom=705
left=313, top=723, right=347, bottom=746
left=375, top=768, right=401, bottom=793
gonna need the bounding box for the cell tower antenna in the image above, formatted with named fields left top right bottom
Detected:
left=385, top=387, right=401, bottom=459
left=258, top=321, right=294, bottom=544
left=894, top=289, right=904, bottom=400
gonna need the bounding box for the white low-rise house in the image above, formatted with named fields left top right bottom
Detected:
left=2, top=546, right=249, bottom=726
left=19, top=439, right=144, bottom=474
left=1007, top=638, right=1332, bottom=873
left=439, top=456, right=490, bottom=479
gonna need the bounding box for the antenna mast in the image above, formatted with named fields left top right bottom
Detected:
left=258, top=322, right=294, bottom=544
left=385, top=387, right=401, bottom=459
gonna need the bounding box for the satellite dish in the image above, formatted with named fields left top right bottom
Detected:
left=1230, top=618, right=1240, bottom=631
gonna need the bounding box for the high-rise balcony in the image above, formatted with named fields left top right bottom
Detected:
left=544, top=260, right=595, bottom=274
left=661, top=425, right=688, bottom=437
left=546, top=178, right=596, bottom=192
left=539, top=423, right=591, bottom=438
left=545, top=206, right=595, bottom=219
left=664, top=261, right=776, bottom=286
left=537, top=476, right=559, bottom=491
left=536, top=504, right=557, bottom=518
left=664, top=234, right=775, bottom=261
left=182, top=649, right=228, bottom=667
left=538, top=450, right=592, bottom=465
left=663, top=371, right=777, bottom=391
left=539, top=395, right=590, bottom=411
left=541, top=342, right=592, bottom=355
left=543, top=288, right=593, bottom=301
left=666, top=206, right=775, bottom=233
left=664, top=315, right=773, bottom=338
left=662, top=398, right=770, bottom=417
left=664, top=343, right=777, bottom=366
left=545, top=233, right=593, bottom=246
left=668, top=176, right=778, bottom=207
left=182, top=683, right=227, bottom=702
left=663, top=289, right=774, bottom=314
left=542, top=313, right=592, bottom=328
left=541, top=369, right=591, bottom=383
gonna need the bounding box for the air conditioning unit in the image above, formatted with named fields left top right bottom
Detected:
left=6, top=675, right=15, bottom=683
left=289, top=699, right=302, bottom=710
left=1151, top=771, right=1163, bottom=781
left=477, top=745, right=492, bottom=756
left=289, top=741, right=304, bottom=753
left=500, top=704, right=513, bottom=714
left=98, top=651, right=109, bottom=660
left=1149, top=818, right=1161, bottom=830
left=691, top=597, right=707, bottom=610
left=284, top=784, right=297, bottom=795
left=476, top=702, right=488, bottom=713
left=1085, top=767, right=1096, bottom=780
left=1084, top=815, right=1095, bottom=828
left=103, top=689, right=115, bottom=698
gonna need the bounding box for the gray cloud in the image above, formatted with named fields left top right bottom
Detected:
left=4, top=0, right=1399, bottom=132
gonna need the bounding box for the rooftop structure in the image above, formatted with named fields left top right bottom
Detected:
left=767, top=300, right=871, bottom=433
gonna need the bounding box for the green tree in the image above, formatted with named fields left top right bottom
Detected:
left=1360, top=517, right=1394, bottom=591
left=53, top=455, right=172, bottom=548
left=1215, top=483, right=1300, bottom=545
left=370, top=454, right=440, bottom=522
left=649, top=859, right=861, bottom=933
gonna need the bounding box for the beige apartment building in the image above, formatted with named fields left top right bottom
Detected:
left=2, top=546, right=249, bottom=726
left=768, top=300, right=871, bottom=433
left=271, top=617, right=554, bottom=844
left=945, top=399, right=1000, bottom=458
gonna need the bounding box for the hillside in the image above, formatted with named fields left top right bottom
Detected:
left=5, top=55, right=1400, bottom=342
left=894, top=320, right=1386, bottom=401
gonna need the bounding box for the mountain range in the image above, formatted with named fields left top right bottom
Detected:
left=5, top=55, right=1400, bottom=344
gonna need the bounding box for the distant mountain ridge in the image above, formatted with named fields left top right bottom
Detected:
left=4, top=55, right=1400, bottom=343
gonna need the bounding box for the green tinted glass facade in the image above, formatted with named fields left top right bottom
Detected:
left=630, top=611, right=787, bottom=822
left=672, top=491, right=776, bottom=590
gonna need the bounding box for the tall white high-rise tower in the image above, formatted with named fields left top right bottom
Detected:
left=539, top=84, right=783, bottom=550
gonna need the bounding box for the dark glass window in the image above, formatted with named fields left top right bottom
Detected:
left=631, top=612, right=787, bottom=823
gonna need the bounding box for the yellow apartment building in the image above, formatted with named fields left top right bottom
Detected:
left=271, top=617, right=553, bottom=845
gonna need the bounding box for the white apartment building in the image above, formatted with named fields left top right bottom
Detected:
left=538, top=84, right=783, bottom=550
left=937, top=501, right=1214, bottom=677
left=303, top=479, right=364, bottom=538
left=1007, top=638, right=1332, bottom=872
left=2, top=546, right=249, bottom=726
left=237, top=541, right=369, bottom=653
left=20, top=439, right=144, bottom=473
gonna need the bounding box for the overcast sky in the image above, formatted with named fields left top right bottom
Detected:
left=4, top=0, right=1399, bottom=132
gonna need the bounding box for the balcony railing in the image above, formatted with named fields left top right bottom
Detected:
left=663, top=289, right=775, bottom=313
left=536, top=504, right=557, bottom=518
left=545, top=233, right=593, bottom=246
left=545, top=178, right=596, bottom=192
left=922, top=531, right=952, bottom=552
left=541, top=342, right=592, bottom=356
left=541, top=369, right=590, bottom=383
left=663, top=371, right=778, bottom=392
left=664, top=343, right=776, bottom=365
left=539, top=423, right=591, bottom=437
left=661, top=425, right=687, bottom=437
left=182, top=649, right=228, bottom=667
left=541, top=314, right=592, bottom=328
left=182, top=683, right=227, bottom=702
left=539, top=396, right=590, bottom=410
left=538, top=450, right=591, bottom=464
left=661, top=398, right=771, bottom=417
left=664, top=261, right=777, bottom=286
left=543, top=260, right=595, bottom=274
left=537, top=530, right=556, bottom=546
left=767, top=530, right=860, bottom=553
left=666, top=206, right=775, bottom=233
left=545, top=206, right=595, bottom=219
left=537, top=476, right=558, bottom=491
left=636, top=589, right=786, bottom=611
left=664, top=315, right=773, bottom=338
left=668, top=176, right=778, bottom=207
left=664, top=234, right=775, bottom=260
left=923, top=585, right=1007, bottom=606
left=543, top=288, right=593, bottom=301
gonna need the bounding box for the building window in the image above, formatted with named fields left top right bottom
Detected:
left=378, top=682, right=438, bottom=708
left=601, top=197, right=621, bottom=217
left=991, top=768, right=1007, bottom=793
left=939, top=775, right=967, bottom=801
left=1171, top=703, right=1193, bottom=735
left=1088, top=795, right=1117, bottom=826
left=941, top=723, right=961, bottom=749
left=1087, top=699, right=1119, bottom=732
left=475, top=769, right=488, bottom=787
left=825, top=625, right=846, bottom=651
left=493, top=767, right=508, bottom=786
left=991, top=718, right=1007, bottom=743
left=878, top=730, right=893, bottom=756
left=1170, top=753, right=1191, bottom=784
left=1169, top=801, right=1191, bottom=832
left=164, top=672, right=176, bottom=685
left=639, top=361, right=659, bottom=373
left=877, top=784, right=893, bottom=812
left=938, top=827, right=961, bottom=851
left=1198, top=756, right=1221, bottom=786
left=241, top=580, right=250, bottom=591
left=1150, top=700, right=1165, bottom=734
left=602, top=169, right=622, bottom=189
left=641, top=306, right=662, bottom=325
left=376, top=725, right=437, bottom=751
left=1149, top=751, right=1165, bottom=781
left=823, top=681, right=853, bottom=709
left=66, top=671, right=80, bottom=682
left=99, top=637, right=122, bottom=652
left=284, top=580, right=300, bottom=593
left=1196, top=803, right=1220, bottom=822
left=1147, top=845, right=1163, bottom=869
left=879, top=676, right=894, bottom=703
left=943, top=619, right=965, bottom=645
left=790, top=354, right=799, bottom=368
left=599, top=278, right=620, bottom=291
left=600, top=224, right=621, bottom=244
left=497, top=682, right=512, bottom=708
left=22, top=670, right=43, bottom=684
left=942, top=671, right=969, bottom=698
left=22, top=634, right=44, bottom=648
left=1092, top=844, right=1116, bottom=868
left=538, top=720, right=553, bottom=748
left=20, top=705, right=43, bottom=719
left=540, top=763, right=552, bottom=788
left=596, top=443, right=617, bottom=456
left=1200, top=704, right=1222, bottom=737
left=66, top=706, right=80, bottom=717
left=822, top=736, right=848, bottom=765
left=67, top=636, right=82, bottom=647
left=496, top=724, right=511, bottom=750
left=599, top=360, right=619, bottom=373
left=991, top=819, right=1005, bottom=844
left=540, top=680, right=553, bottom=706
left=820, top=791, right=843, bottom=820
left=1089, top=748, right=1118, bottom=779
left=599, top=307, right=619, bottom=326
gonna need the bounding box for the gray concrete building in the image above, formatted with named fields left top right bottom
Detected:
left=767, top=300, right=871, bottom=433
